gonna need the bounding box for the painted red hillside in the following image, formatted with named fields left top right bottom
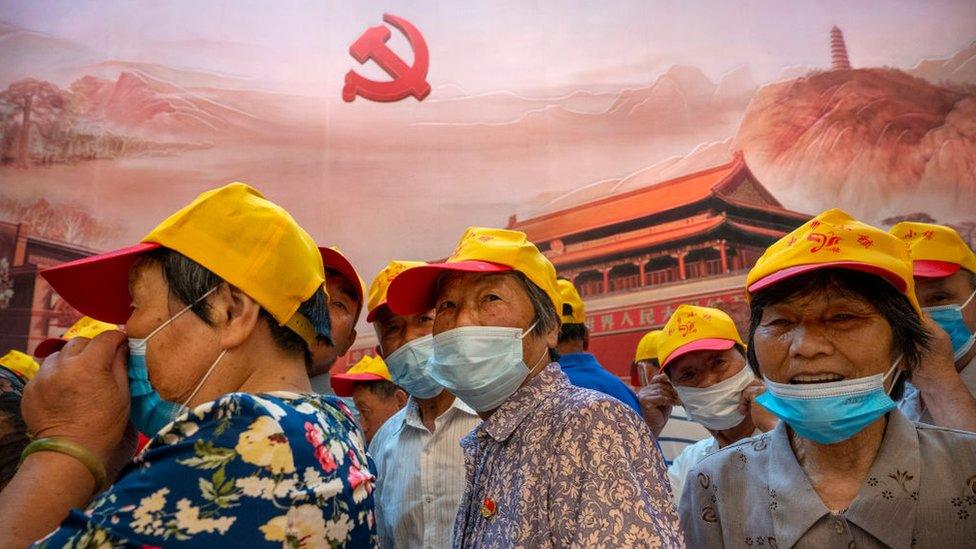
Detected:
left=68, top=70, right=263, bottom=140
left=735, top=68, right=976, bottom=222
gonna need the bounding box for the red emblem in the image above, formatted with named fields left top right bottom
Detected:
left=343, top=14, right=431, bottom=103
left=678, top=321, right=697, bottom=337
left=807, top=232, right=842, bottom=253
left=481, top=497, right=496, bottom=518
left=922, top=230, right=935, bottom=240
left=857, top=234, right=874, bottom=248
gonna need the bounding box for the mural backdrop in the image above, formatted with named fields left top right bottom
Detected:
left=1, top=0, right=975, bottom=374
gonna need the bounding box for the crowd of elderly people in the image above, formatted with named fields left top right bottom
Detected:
left=0, top=182, right=974, bottom=548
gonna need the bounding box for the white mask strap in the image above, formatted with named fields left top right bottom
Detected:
left=884, top=354, right=904, bottom=395
left=180, top=349, right=227, bottom=409
left=145, top=286, right=219, bottom=341
left=961, top=288, right=976, bottom=310
left=520, top=320, right=540, bottom=339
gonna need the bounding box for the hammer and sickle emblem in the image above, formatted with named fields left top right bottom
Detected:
left=343, top=13, right=431, bottom=103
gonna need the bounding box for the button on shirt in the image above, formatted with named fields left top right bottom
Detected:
left=679, top=410, right=976, bottom=548
left=454, top=363, right=684, bottom=548
left=370, top=395, right=481, bottom=548
left=557, top=352, right=642, bottom=414
left=898, top=354, right=976, bottom=424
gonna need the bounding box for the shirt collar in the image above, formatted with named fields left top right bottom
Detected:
left=480, top=363, right=565, bottom=443
left=767, top=411, right=919, bottom=549
left=960, top=353, right=976, bottom=391
left=403, top=394, right=479, bottom=432
left=556, top=352, right=598, bottom=368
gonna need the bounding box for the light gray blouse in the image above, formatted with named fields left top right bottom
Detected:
left=679, top=410, right=976, bottom=548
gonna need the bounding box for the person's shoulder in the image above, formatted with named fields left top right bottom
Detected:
left=914, top=420, right=976, bottom=449
left=552, top=384, right=644, bottom=432
left=369, top=406, right=406, bottom=454
left=692, top=430, right=772, bottom=473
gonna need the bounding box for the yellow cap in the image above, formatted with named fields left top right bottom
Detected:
left=634, top=329, right=663, bottom=362
left=35, top=316, right=119, bottom=358
left=557, top=278, right=585, bottom=324
left=658, top=305, right=744, bottom=368
left=0, top=349, right=40, bottom=381
left=747, top=208, right=919, bottom=313
left=386, top=227, right=561, bottom=317
left=331, top=354, right=393, bottom=396
left=366, top=260, right=428, bottom=322
left=889, top=222, right=976, bottom=279
left=41, top=183, right=326, bottom=348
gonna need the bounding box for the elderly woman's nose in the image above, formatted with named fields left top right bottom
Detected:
left=789, top=323, right=834, bottom=358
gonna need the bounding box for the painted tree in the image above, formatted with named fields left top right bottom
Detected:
left=0, top=78, right=65, bottom=168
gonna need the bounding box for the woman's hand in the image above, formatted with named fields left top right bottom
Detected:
left=638, top=373, right=679, bottom=437
left=738, top=379, right=778, bottom=432
left=22, top=331, right=134, bottom=473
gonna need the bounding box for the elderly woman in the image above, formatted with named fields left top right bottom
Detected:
left=0, top=184, right=374, bottom=546
left=386, top=227, right=684, bottom=548
left=679, top=209, right=976, bottom=547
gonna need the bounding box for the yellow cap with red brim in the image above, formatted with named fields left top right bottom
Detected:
left=40, top=183, right=326, bottom=348
left=746, top=208, right=919, bottom=314
left=387, top=227, right=561, bottom=317
left=658, top=305, right=744, bottom=369
left=320, top=246, right=366, bottom=314
left=35, top=316, right=120, bottom=358
left=331, top=354, right=392, bottom=397
left=888, top=222, right=976, bottom=279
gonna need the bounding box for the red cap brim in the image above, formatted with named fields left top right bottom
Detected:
left=912, top=260, right=960, bottom=279
left=365, top=302, right=388, bottom=323
left=331, top=373, right=387, bottom=396
left=748, top=261, right=906, bottom=294
left=40, top=242, right=161, bottom=324
left=387, top=260, right=513, bottom=315
left=34, top=338, right=68, bottom=359
left=319, top=248, right=364, bottom=308
left=662, top=338, right=736, bottom=370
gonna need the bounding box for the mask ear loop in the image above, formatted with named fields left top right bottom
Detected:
left=144, top=286, right=220, bottom=341
left=178, top=349, right=228, bottom=412
left=961, top=288, right=976, bottom=310
left=520, top=319, right=550, bottom=377
left=884, top=354, right=904, bottom=396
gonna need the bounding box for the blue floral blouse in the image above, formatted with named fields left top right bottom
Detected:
left=34, top=392, right=376, bottom=547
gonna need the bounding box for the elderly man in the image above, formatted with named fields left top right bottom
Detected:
left=387, top=227, right=683, bottom=547
left=367, top=260, right=482, bottom=548
left=554, top=278, right=641, bottom=413
left=655, top=305, right=775, bottom=504
left=890, top=222, right=976, bottom=430
left=309, top=246, right=365, bottom=396
left=331, top=355, right=407, bottom=444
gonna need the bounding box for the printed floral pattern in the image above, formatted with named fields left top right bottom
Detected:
left=34, top=391, right=375, bottom=547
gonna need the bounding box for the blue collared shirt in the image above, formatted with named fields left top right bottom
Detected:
left=558, top=352, right=642, bottom=414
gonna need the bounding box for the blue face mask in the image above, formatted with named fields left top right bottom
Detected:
left=385, top=335, right=443, bottom=399
left=428, top=322, right=546, bottom=412
left=923, top=289, right=976, bottom=361
left=756, top=358, right=901, bottom=445
left=128, top=287, right=226, bottom=437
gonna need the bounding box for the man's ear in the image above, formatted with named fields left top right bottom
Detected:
left=394, top=388, right=409, bottom=408
left=215, top=285, right=261, bottom=350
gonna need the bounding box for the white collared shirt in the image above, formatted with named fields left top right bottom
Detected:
left=369, top=395, right=481, bottom=548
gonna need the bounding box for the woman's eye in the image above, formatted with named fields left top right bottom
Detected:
left=763, top=318, right=791, bottom=327
left=829, top=313, right=857, bottom=322
left=436, top=301, right=456, bottom=311
left=484, top=293, right=502, bottom=302
left=331, top=301, right=348, bottom=312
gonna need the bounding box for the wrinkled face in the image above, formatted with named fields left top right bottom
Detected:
left=352, top=384, right=403, bottom=443
left=915, top=269, right=976, bottom=333
left=310, top=271, right=360, bottom=372
left=432, top=272, right=555, bottom=368
left=667, top=348, right=746, bottom=388
left=372, top=305, right=435, bottom=357
left=753, top=286, right=897, bottom=386
left=126, top=262, right=222, bottom=402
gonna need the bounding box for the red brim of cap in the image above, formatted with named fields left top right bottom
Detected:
left=34, top=338, right=68, bottom=359
left=40, top=242, right=161, bottom=324
left=365, top=302, right=388, bottom=323
left=747, top=261, right=907, bottom=294
left=330, top=373, right=387, bottom=397
left=913, top=260, right=960, bottom=279
left=661, top=338, right=736, bottom=370
left=320, top=248, right=364, bottom=307
left=386, top=260, right=513, bottom=315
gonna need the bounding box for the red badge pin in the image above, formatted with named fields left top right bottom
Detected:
left=481, top=497, right=496, bottom=518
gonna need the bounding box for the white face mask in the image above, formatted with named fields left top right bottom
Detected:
left=428, top=321, right=545, bottom=412
left=673, top=363, right=756, bottom=431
